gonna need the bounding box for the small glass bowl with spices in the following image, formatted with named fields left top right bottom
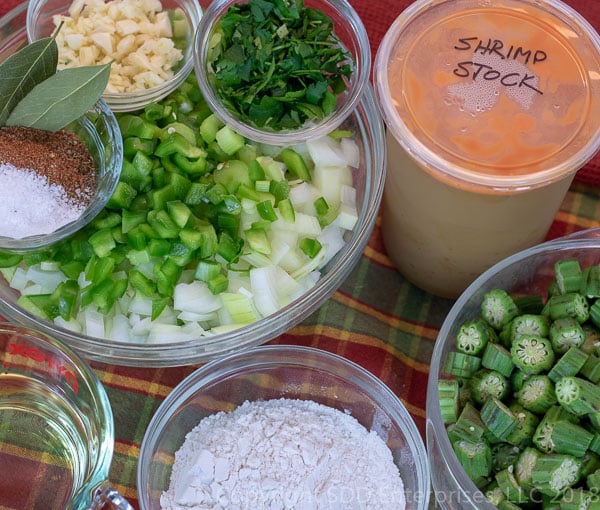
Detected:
left=138, top=345, right=431, bottom=509
left=193, top=0, right=371, bottom=145
left=26, top=0, right=203, bottom=112
left=0, top=100, right=123, bottom=251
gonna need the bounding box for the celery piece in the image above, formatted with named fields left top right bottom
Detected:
left=213, top=160, right=252, bottom=193
left=215, top=125, right=245, bottom=155
left=199, top=113, right=223, bottom=144
left=280, top=148, right=311, bottom=181
left=195, top=260, right=221, bottom=283
left=245, top=228, right=271, bottom=256
left=208, top=273, right=229, bottom=295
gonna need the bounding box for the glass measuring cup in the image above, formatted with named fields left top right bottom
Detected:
left=0, top=322, right=132, bottom=509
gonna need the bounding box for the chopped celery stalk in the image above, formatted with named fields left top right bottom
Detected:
left=280, top=148, right=311, bottom=181
left=215, top=125, right=245, bottom=155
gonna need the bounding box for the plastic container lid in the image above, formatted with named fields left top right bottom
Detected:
left=374, top=0, right=600, bottom=191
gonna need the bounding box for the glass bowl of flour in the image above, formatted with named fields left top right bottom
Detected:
left=137, top=345, right=431, bottom=509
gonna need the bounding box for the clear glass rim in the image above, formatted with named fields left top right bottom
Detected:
left=138, top=344, right=430, bottom=509
left=374, top=0, right=600, bottom=192
left=193, top=0, right=372, bottom=145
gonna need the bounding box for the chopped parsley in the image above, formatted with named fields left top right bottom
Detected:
left=207, top=0, right=353, bottom=131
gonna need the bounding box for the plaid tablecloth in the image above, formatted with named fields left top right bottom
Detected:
left=2, top=0, right=600, bottom=508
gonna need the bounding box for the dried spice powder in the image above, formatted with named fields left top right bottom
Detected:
left=0, top=126, right=96, bottom=239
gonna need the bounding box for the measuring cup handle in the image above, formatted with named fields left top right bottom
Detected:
left=89, top=481, right=134, bottom=510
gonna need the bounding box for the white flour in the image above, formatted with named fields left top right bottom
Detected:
left=161, top=398, right=407, bottom=510
left=0, top=162, right=84, bottom=238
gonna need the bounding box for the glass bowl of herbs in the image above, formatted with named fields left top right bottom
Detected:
left=426, top=230, right=600, bottom=509
left=0, top=8, right=122, bottom=252
left=193, top=0, right=371, bottom=145
left=26, top=0, right=203, bottom=112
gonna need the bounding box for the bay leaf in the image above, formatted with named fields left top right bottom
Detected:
left=5, top=63, right=111, bottom=132
left=0, top=36, right=58, bottom=126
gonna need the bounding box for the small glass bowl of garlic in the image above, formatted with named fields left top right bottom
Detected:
left=26, top=0, right=203, bottom=112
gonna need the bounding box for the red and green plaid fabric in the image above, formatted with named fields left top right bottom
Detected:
left=2, top=1, right=600, bottom=508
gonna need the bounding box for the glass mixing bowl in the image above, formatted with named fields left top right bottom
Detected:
left=0, top=3, right=385, bottom=367
left=426, top=229, right=600, bottom=509
left=138, top=345, right=430, bottom=509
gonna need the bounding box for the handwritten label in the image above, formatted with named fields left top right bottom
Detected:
left=7, top=342, right=79, bottom=394
left=453, top=36, right=546, bottom=96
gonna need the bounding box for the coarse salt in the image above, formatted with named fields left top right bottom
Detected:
left=0, top=162, right=86, bottom=239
